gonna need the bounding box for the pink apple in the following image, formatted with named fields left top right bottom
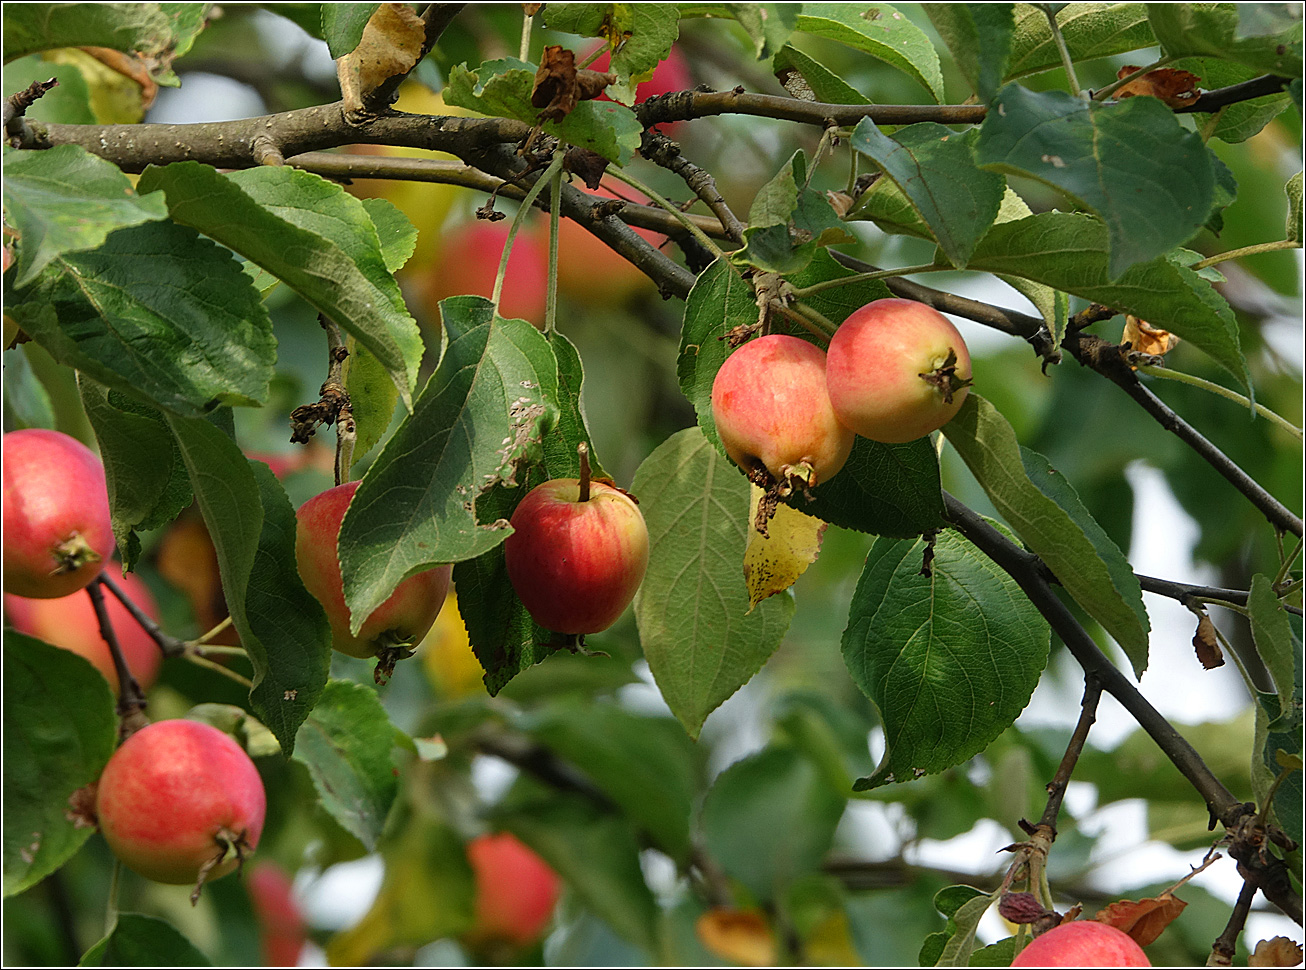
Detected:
left=1012, top=920, right=1151, bottom=967
left=5, top=568, right=162, bottom=691
left=711, top=334, right=854, bottom=489
left=418, top=220, right=548, bottom=329
left=295, top=481, right=452, bottom=659
left=556, top=181, right=661, bottom=304
left=465, top=832, right=561, bottom=948
left=247, top=861, right=307, bottom=967
left=503, top=477, right=649, bottom=635
left=825, top=298, right=972, bottom=443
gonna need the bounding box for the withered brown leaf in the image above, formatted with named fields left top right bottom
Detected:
left=531, top=45, right=617, bottom=123
left=1095, top=893, right=1187, bottom=947
left=1115, top=65, right=1202, bottom=108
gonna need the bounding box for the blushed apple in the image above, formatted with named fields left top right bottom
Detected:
left=465, top=832, right=561, bottom=949
left=1012, top=919, right=1151, bottom=967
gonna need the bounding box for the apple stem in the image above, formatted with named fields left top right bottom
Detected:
left=578, top=441, right=591, bottom=502
left=99, top=571, right=188, bottom=658
left=86, top=578, right=149, bottom=739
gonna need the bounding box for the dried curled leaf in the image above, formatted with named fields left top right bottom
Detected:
left=1095, top=892, right=1186, bottom=947
left=1122, top=315, right=1179, bottom=365
left=1192, top=613, right=1225, bottom=669
left=532, top=45, right=616, bottom=122
left=337, top=3, right=426, bottom=115
left=696, top=908, right=777, bottom=967
left=1114, top=65, right=1202, bottom=109
left=1250, top=936, right=1305, bottom=967
left=744, top=484, right=826, bottom=610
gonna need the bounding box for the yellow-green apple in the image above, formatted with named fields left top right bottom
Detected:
left=418, top=219, right=549, bottom=328
left=465, top=832, right=561, bottom=948
left=825, top=298, right=972, bottom=443
left=711, top=334, right=854, bottom=490
left=5, top=568, right=162, bottom=691
left=503, top=474, right=649, bottom=635
left=95, top=719, right=266, bottom=886
left=1012, top=920, right=1150, bottom=967
left=295, top=480, right=452, bottom=659
left=3, top=429, right=114, bottom=598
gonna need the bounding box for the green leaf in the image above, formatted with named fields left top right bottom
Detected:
left=792, top=3, right=945, bottom=102
left=936, top=890, right=999, bottom=966
left=339, top=311, right=560, bottom=636
left=677, top=259, right=755, bottom=447
left=3, top=634, right=116, bottom=898
left=772, top=44, right=870, bottom=104
left=444, top=59, right=643, bottom=164
left=1287, top=171, right=1303, bottom=244
left=361, top=197, right=418, bottom=273
left=797, top=436, right=946, bottom=538
left=79, top=380, right=191, bottom=571
left=726, top=3, right=799, bottom=59
left=520, top=701, right=699, bottom=862
left=542, top=4, right=681, bottom=104
left=3, top=220, right=276, bottom=415
left=1249, top=575, right=1301, bottom=732
left=925, top=4, right=1016, bottom=103
left=2, top=346, right=56, bottom=432
left=496, top=777, right=660, bottom=955
left=846, top=176, right=935, bottom=240
left=166, top=413, right=331, bottom=754
left=2, top=4, right=207, bottom=85
left=343, top=341, right=400, bottom=466
left=79, top=913, right=212, bottom=967
left=977, top=84, right=1215, bottom=278
left=1, top=145, right=168, bottom=288
left=136, top=162, right=421, bottom=408
left=733, top=151, right=855, bottom=274
left=1148, top=2, right=1303, bottom=77
left=843, top=527, right=1049, bottom=790
left=702, top=746, right=844, bottom=903
left=852, top=121, right=1005, bottom=268
left=1005, top=3, right=1155, bottom=80
left=632, top=428, right=795, bottom=738
left=919, top=884, right=989, bottom=965
left=966, top=211, right=1249, bottom=392
left=2, top=56, right=96, bottom=125
left=293, top=680, right=400, bottom=851
left=942, top=394, right=1152, bottom=674
left=321, top=3, right=380, bottom=58
left=991, top=187, right=1068, bottom=348
left=1175, top=56, right=1294, bottom=144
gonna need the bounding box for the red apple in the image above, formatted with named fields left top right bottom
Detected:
left=591, top=45, right=693, bottom=133
left=711, top=334, right=855, bottom=490
left=5, top=568, right=162, bottom=691
left=247, top=861, right=307, bottom=967
left=503, top=473, right=649, bottom=636
left=3, top=429, right=115, bottom=598
left=295, top=481, right=452, bottom=659
left=556, top=181, right=661, bottom=305
left=1012, top=919, right=1151, bottom=967
left=418, top=220, right=548, bottom=329
left=825, top=298, right=972, bottom=444
left=95, top=719, right=266, bottom=888
left=465, top=832, right=561, bottom=948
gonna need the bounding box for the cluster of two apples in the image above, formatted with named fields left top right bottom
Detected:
left=711, top=299, right=974, bottom=493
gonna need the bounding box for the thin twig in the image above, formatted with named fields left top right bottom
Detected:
left=1036, top=675, right=1103, bottom=832
left=1210, top=879, right=1258, bottom=965
left=99, top=571, right=188, bottom=657
left=639, top=128, right=746, bottom=244
left=86, top=579, right=148, bottom=738
left=1136, top=573, right=1305, bottom=618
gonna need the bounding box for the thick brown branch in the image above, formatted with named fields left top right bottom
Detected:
left=637, top=89, right=988, bottom=129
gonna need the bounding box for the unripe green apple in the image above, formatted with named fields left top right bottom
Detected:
left=825, top=298, right=972, bottom=443
left=5, top=568, right=162, bottom=691
left=1012, top=920, right=1150, bottom=966
left=711, top=334, right=855, bottom=489
left=503, top=477, right=649, bottom=635
left=295, top=481, right=452, bottom=659
left=95, top=719, right=266, bottom=887
left=3, top=429, right=115, bottom=598
left=465, top=832, right=561, bottom=949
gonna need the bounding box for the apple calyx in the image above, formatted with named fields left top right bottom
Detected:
left=918, top=348, right=973, bottom=405
left=373, top=631, right=421, bottom=685
left=51, top=533, right=103, bottom=576
left=192, top=824, right=255, bottom=905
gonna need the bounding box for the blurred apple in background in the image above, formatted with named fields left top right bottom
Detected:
left=464, top=832, right=561, bottom=950
left=247, top=861, right=308, bottom=967
left=590, top=45, right=693, bottom=134
left=5, top=567, right=163, bottom=691
left=417, top=219, right=549, bottom=329
left=556, top=181, right=662, bottom=306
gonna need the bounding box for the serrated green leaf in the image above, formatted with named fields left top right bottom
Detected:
left=79, top=379, right=191, bottom=571
left=1175, top=56, right=1294, bottom=144
left=843, top=527, right=1049, bottom=790
left=2, top=55, right=96, bottom=124
left=321, top=3, right=380, bottom=58
left=292, top=680, right=400, bottom=851
left=1148, top=2, right=1303, bottom=77
left=496, top=777, right=660, bottom=954
left=726, top=3, right=799, bottom=59
left=3, top=634, right=116, bottom=898
left=166, top=414, right=331, bottom=754
left=339, top=311, right=559, bottom=634
left=79, top=913, right=212, bottom=967
left=1006, top=3, right=1155, bottom=80
left=1, top=145, right=168, bottom=287
left=445, top=58, right=644, bottom=164
left=343, top=339, right=400, bottom=466
left=701, top=746, right=845, bottom=902
left=977, top=85, right=1214, bottom=277
left=361, top=197, right=418, bottom=273
left=136, top=162, right=421, bottom=408
left=852, top=121, right=1005, bottom=268
left=1287, top=171, right=1303, bottom=244
left=847, top=175, right=934, bottom=239
left=2, top=3, right=207, bottom=85
left=520, top=701, right=699, bottom=862
left=3, top=220, right=276, bottom=415
left=632, top=428, right=794, bottom=738
left=925, top=4, right=1016, bottom=103
left=1249, top=574, right=1302, bottom=733
left=791, top=3, right=945, bottom=102
left=966, top=211, right=1249, bottom=392
left=542, top=4, right=681, bottom=104
left=941, top=394, right=1151, bottom=674
left=991, top=187, right=1068, bottom=347
left=935, top=890, right=999, bottom=966
left=772, top=44, right=870, bottom=104
left=2, top=346, right=56, bottom=432
left=733, top=151, right=854, bottom=274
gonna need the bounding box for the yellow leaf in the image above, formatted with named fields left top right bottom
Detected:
left=744, top=484, right=825, bottom=611
left=696, top=908, right=778, bottom=967
left=337, top=3, right=426, bottom=116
